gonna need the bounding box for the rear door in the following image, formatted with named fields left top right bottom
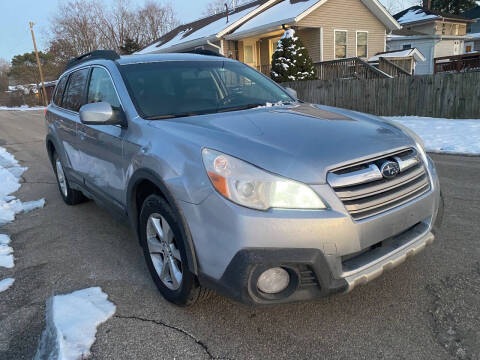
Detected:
left=51, top=68, right=89, bottom=183
left=77, top=66, right=126, bottom=209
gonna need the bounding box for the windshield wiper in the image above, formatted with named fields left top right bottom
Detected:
left=145, top=113, right=199, bottom=120
left=216, top=103, right=265, bottom=113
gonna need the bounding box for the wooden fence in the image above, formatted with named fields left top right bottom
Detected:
left=283, top=71, right=480, bottom=119
left=314, top=57, right=390, bottom=80
left=378, top=58, right=411, bottom=77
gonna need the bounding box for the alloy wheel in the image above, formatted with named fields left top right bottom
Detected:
left=55, top=159, right=68, bottom=197
left=146, top=213, right=183, bottom=290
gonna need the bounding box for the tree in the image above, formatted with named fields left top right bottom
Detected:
left=47, top=0, right=179, bottom=59
left=8, top=52, right=59, bottom=85
left=430, top=0, right=477, bottom=14
left=0, top=58, right=9, bottom=91
left=270, top=29, right=317, bottom=83
left=379, top=0, right=421, bottom=14
left=119, top=38, right=142, bottom=55
left=204, top=0, right=248, bottom=15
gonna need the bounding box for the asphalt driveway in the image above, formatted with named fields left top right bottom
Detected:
left=0, top=110, right=479, bottom=360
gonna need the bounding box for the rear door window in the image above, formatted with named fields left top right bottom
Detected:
left=62, top=68, right=89, bottom=112
left=53, top=76, right=68, bottom=106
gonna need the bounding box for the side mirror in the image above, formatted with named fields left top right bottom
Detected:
left=284, top=87, right=298, bottom=100
left=79, top=102, right=126, bottom=127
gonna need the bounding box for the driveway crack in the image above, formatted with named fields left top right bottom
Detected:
left=114, top=314, right=217, bottom=359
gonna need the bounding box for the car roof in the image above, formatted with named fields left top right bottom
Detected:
left=62, top=52, right=236, bottom=75
left=116, top=53, right=236, bottom=65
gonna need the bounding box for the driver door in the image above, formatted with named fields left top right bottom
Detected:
left=77, top=66, right=127, bottom=209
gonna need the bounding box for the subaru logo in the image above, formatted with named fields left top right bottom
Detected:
left=380, top=161, right=400, bottom=179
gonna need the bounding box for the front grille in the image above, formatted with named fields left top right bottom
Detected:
left=327, top=148, right=430, bottom=221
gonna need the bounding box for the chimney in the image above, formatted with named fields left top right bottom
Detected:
left=225, top=3, right=229, bottom=23
left=423, top=0, right=431, bottom=9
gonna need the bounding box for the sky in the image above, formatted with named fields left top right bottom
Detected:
left=0, top=0, right=422, bottom=62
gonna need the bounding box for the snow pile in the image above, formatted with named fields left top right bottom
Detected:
left=0, top=234, right=14, bottom=269
left=0, top=146, right=45, bottom=226
left=0, top=278, right=14, bottom=292
left=387, top=117, right=480, bottom=155
left=0, top=105, right=45, bottom=111
left=35, top=287, right=116, bottom=360
left=282, top=29, right=296, bottom=40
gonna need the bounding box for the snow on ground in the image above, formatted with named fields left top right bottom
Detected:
left=0, top=234, right=14, bottom=268
left=35, top=287, right=116, bottom=360
left=387, top=117, right=480, bottom=155
left=0, top=146, right=45, bottom=226
left=0, top=105, right=45, bottom=111
left=0, top=278, right=14, bottom=292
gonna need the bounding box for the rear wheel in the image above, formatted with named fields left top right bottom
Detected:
left=52, top=152, right=86, bottom=205
left=139, top=194, right=211, bottom=306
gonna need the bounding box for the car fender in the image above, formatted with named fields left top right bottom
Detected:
left=126, top=168, right=199, bottom=274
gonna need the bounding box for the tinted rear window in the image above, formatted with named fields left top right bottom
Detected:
left=53, top=76, right=68, bottom=106
left=62, top=68, right=89, bottom=112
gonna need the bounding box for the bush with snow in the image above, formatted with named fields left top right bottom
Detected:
left=270, top=29, right=317, bottom=83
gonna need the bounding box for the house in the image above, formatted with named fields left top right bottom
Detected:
left=387, top=5, right=473, bottom=74
left=368, top=48, right=426, bottom=75
left=463, top=5, right=480, bottom=33
left=462, top=6, right=480, bottom=52
left=138, top=0, right=400, bottom=76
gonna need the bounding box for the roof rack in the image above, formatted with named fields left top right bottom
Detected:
left=65, top=50, right=120, bottom=71
left=185, top=49, right=225, bottom=57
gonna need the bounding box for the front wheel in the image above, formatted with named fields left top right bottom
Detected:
left=139, top=195, right=211, bottom=306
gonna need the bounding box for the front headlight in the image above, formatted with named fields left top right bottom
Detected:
left=202, top=148, right=326, bottom=211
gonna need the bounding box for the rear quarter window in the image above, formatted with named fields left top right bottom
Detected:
left=62, top=68, right=89, bottom=112
left=53, top=76, right=68, bottom=106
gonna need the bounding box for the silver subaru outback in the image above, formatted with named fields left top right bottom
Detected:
left=46, top=51, right=443, bottom=306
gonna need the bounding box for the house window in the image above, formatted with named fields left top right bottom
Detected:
left=455, top=24, right=459, bottom=35
left=335, top=30, right=347, bottom=59
left=356, top=32, right=368, bottom=58
left=403, top=44, right=412, bottom=50
left=442, top=23, right=446, bottom=35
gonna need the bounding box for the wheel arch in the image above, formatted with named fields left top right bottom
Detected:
left=45, top=134, right=59, bottom=165
left=127, top=168, right=199, bottom=275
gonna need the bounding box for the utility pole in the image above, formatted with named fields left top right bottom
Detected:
left=29, top=22, right=48, bottom=107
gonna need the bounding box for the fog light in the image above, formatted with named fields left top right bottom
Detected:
left=257, top=267, right=290, bottom=294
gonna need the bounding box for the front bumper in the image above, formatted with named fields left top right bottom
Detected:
left=179, top=157, right=442, bottom=305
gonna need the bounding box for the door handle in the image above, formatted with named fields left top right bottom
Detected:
left=78, top=130, right=87, bottom=140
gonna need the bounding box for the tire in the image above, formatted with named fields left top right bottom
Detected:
left=52, top=151, right=86, bottom=206
left=139, top=194, right=212, bottom=306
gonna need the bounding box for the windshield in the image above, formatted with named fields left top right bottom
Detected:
left=119, top=60, right=294, bottom=119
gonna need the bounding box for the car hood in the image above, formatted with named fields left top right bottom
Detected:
left=149, top=103, right=416, bottom=184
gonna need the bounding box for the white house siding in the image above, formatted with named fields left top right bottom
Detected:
left=435, top=39, right=464, bottom=57
left=388, top=39, right=435, bottom=74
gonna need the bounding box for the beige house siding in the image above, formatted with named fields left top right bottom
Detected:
left=404, top=22, right=436, bottom=35
left=297, top=28, right=322, bottom=63
left=298, top=0, right=386, bottom=60
left=404, top=21, right=467, bottom=36
left=223, top=40, right=239, bottom=60
left=433, top=21, right=467, bottom=36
